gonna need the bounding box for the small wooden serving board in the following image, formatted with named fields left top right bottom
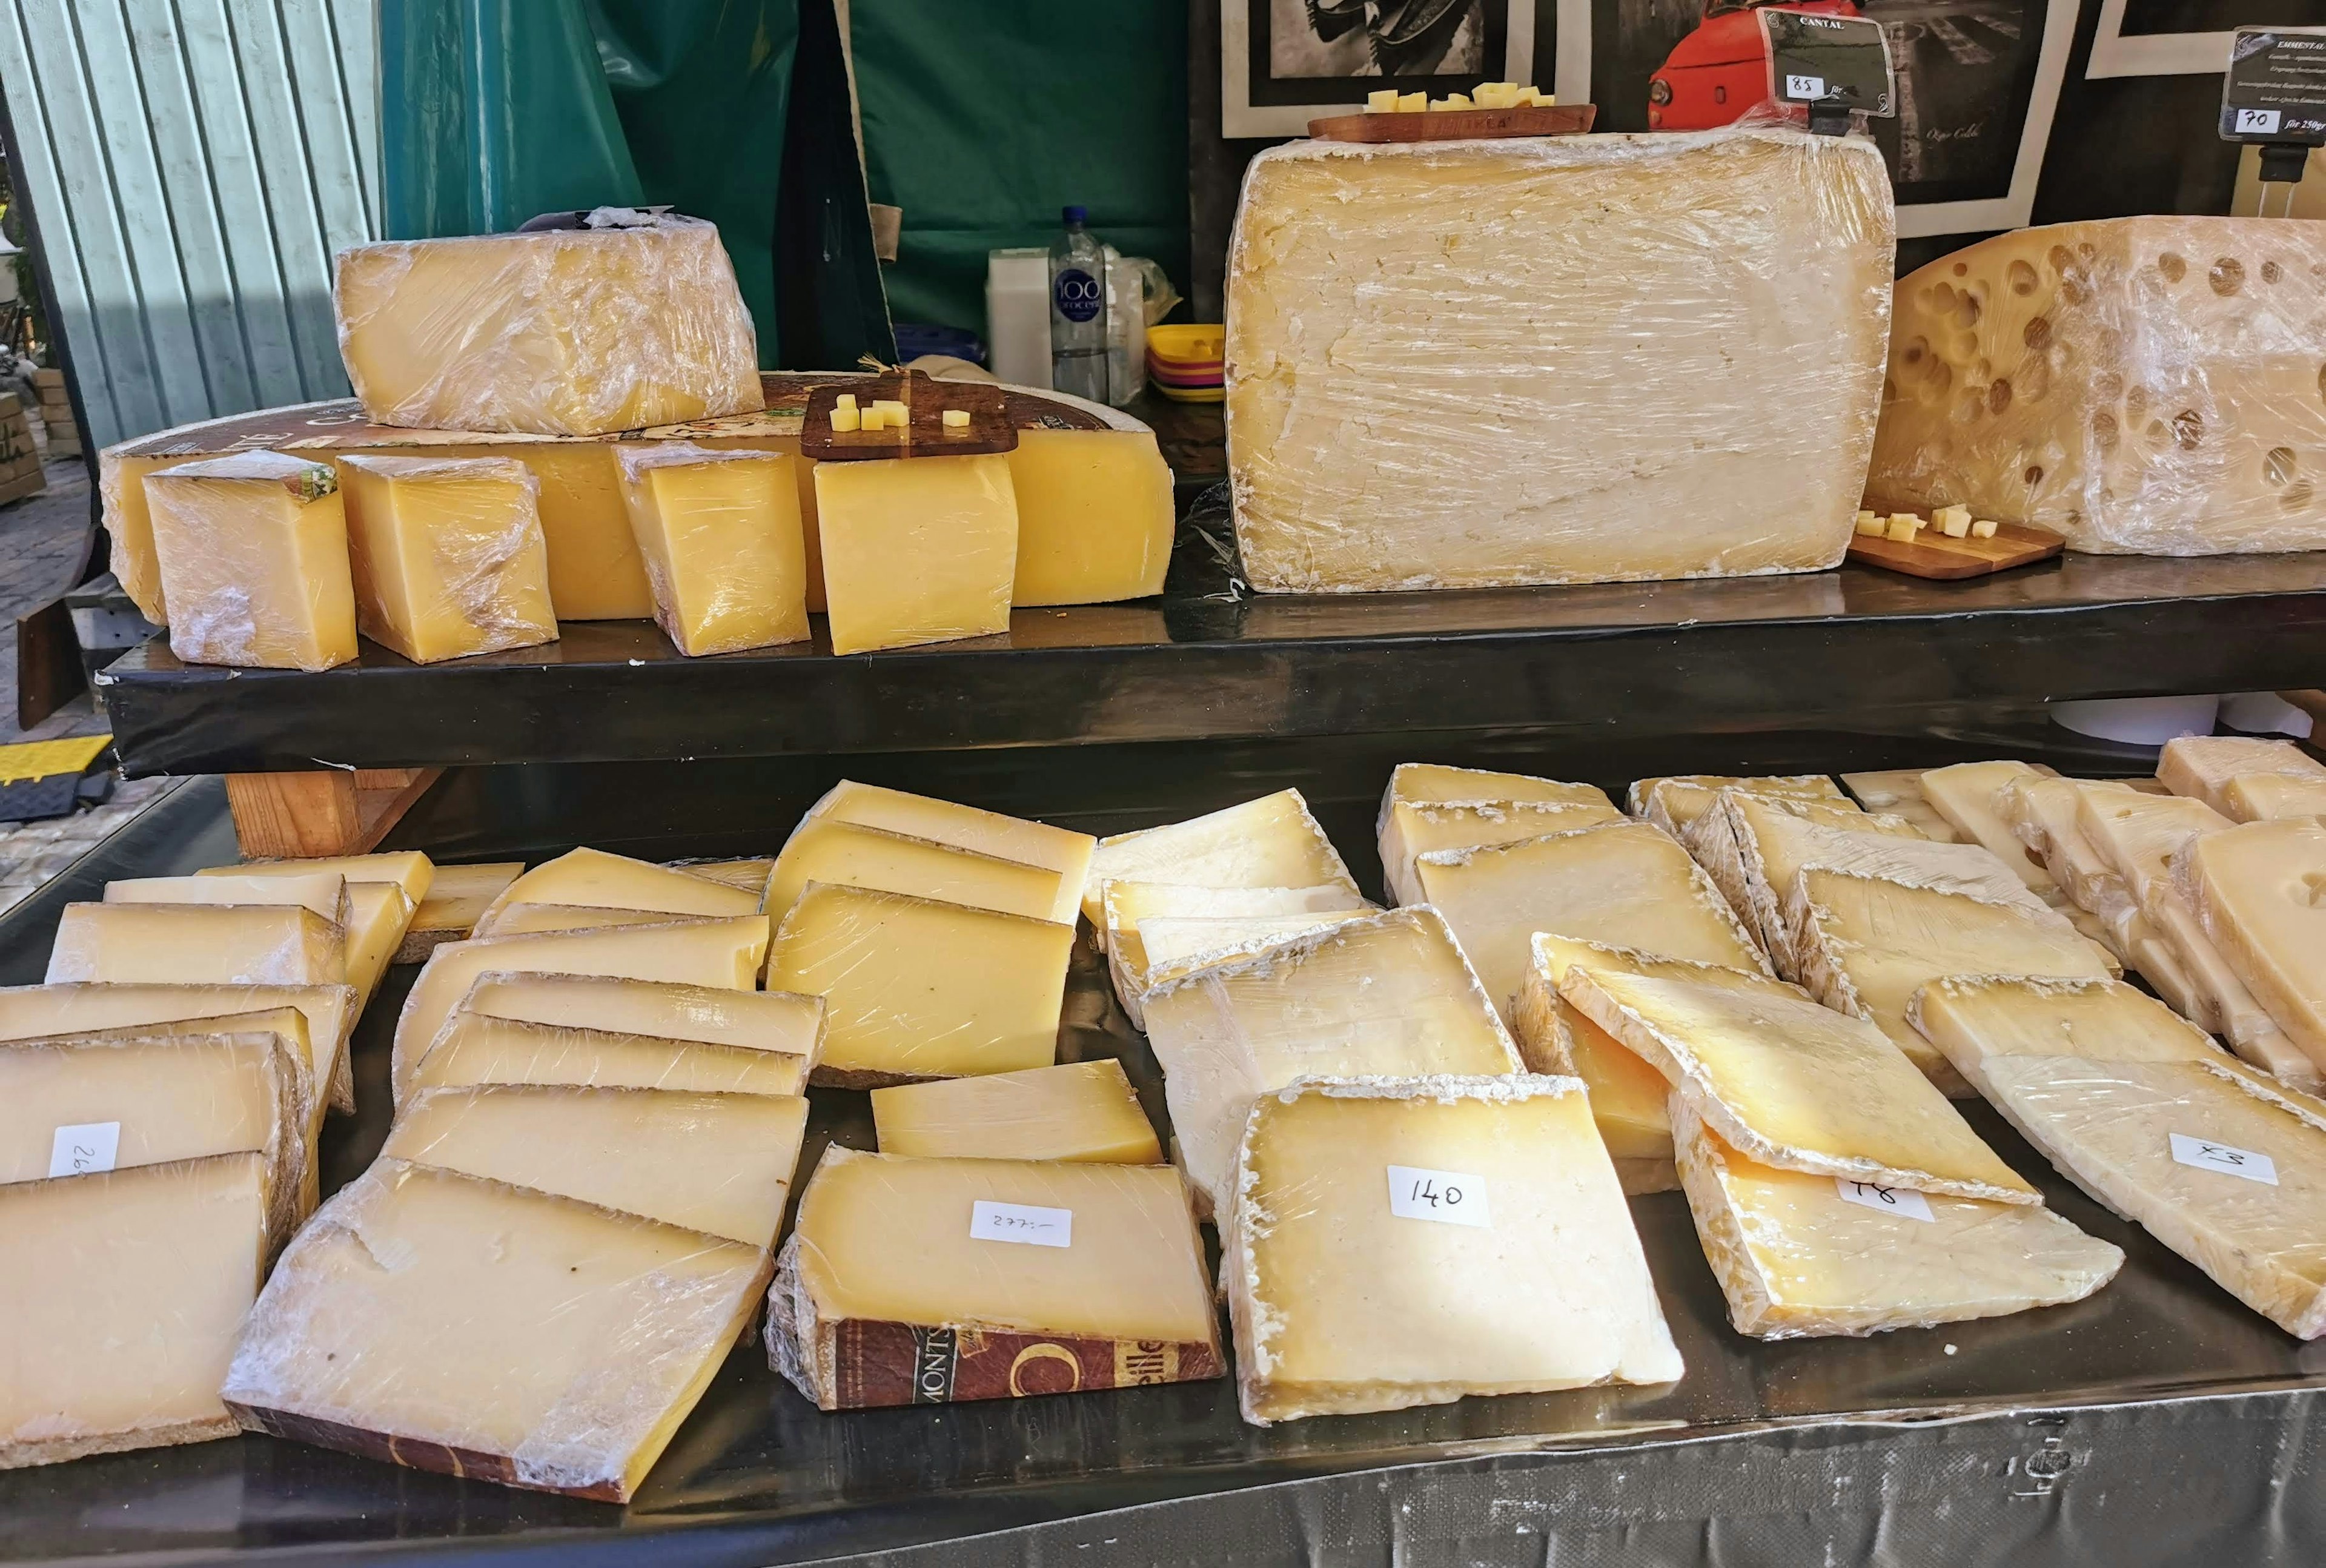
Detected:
left=1847, top=520, right=2066, bottom=580
left=801, top=372, right=1013, bottom=461
left=1308, top=104, right=1596, bottom=142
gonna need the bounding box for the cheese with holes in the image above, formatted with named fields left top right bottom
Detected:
left=1838, top=770, right=1961, bottom=842
left=48, top=903, right=346, bottom=988
left=1633, top=774, right=1849, bottom=840
left=1139, top=908, right=1521, bottom=1217
left=456, top=971, right=824, bottom=1060
left=1560, top=968, right=2037, bottom=1203
left=145, top=454, right=356, bottom=670
left=1227, top=130, right=1891, bottom=592
left=1416, top=819, right=1770, bottom=1026
left=1672, top=1100, right=2119, bottom=1340
left=223, top=1159, right=769, bottom=1500
left=767, top=1148, right=1220, bottom=1410
left=2221, top=773, right=2326, bottom=822
left=385, top=1084, right=808, bottom=1245
left=336, top=454, right=557, bottom=663
left=411, top=1013, right=813, bottom=1099
left=767, top=882, right=1072, bottom=1088
left=1866, top=219, right=2326, bottom=555
left=1227, top=1076, right=1682, bottom=1424
left=1084, top=789, right=1357, bottom=932
left=199, top=851, right=434, bottom=906
left=397, top=861, right=521, bottom=962
left=1102, top=881, right=1370, bottom=1026
left=2185, top=819, right=2326, bottom=1074
left=2, top=1154, right=270, bottom=1469
left=765, top=818, right=1070, bottom=925
left=482, top=847, right=762, bottom=927
left=1007, top=429, right=1173, bottom=605
left=1378, top=798, right=1622, bottom=907
left=1918, top=761, right=2061, bottom=896
left=332, top=216, right=763, bottom=438
left=872, top=1059, right=1162, bottom=1163
left=615, top=445, right=807, bottom=655
left=1910, top=974, right=2326, bottom=1336
left=1998, top=778, right=2147, bottom=940
left=2159, top=735, right=2326, bottom=816
left=801, top=781, right=1094, bottom=919
left=813, top=454, right=1016, bottom=655
left=1387, top=762, right=1616, bottom=812
left=107, top=872, right=348, bottom=925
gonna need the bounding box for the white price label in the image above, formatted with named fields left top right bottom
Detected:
left=49, top=1122, right=121, bottom=1178
left=2236, top=108, right=2284, bottom=134
left=1788, top=73, right=1827, bottom=99
left=1835, top=1177, right=1935, bottom=1222
left=1387, top=1165, right=1490, bottom=1227
left=2170, top=1133, right=2278, bottom=1185
left=969, top=1199, right=1073, bottom=1248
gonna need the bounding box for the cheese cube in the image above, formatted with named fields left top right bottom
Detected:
left=410, top=1013, right=813, bottom=1099
left=47, top=902, right=346, bottom=989
left=1378, top=797, right=1623, bottom=907
left=814, top=454, right=1018, bottom=654
left=1396, top=91, right=1426, bottom=111
left=482, top=846, right=763, bottom=927
left=835, top=394, right=858, bottom=411
left=455, top=971, right=824, bottom=1062
left=1854, top=509, right=1883, bottom=535
left=1084, top=788, right=1357, bottom=932
left=1101, top=880, right=1370, bottom=1025
left=1006, top=429, right=1174, bottom=606
left=1387, top=762, right=1615, bottom=812
left=830, top=406, right=860, bottom=433
left=1227, top=1077, right=1682, bottom=1424
left=615, top=444, right=808, bottom=656
left=1367, top=89, right=1400, bottom=111
left=1939, top=510, right=1972, bottom=538
left=941, top=408, right=971, bottom=428
left=767, top=883, right=1072, bottom=1087
left=872, top=1059, right=1162, bottom=1163
left=1971, top=518, right=1998, bottom=537
left=1884, top=515, right=1919, bottom=542
left=145, top=453, right=356, bottom=670
left=336, top=454, right=557, bottom=663
left=332, top=214, right=763, bottom=437
left=765, top=816, right=1070, bottom=925
left=800, top=780, right=1095, bottom=919
left=767, top=1148, right=1220, bottom=1409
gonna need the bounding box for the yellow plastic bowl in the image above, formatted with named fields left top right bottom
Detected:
left=1152, top=380, right=1224, bottom=403
left=1147, top=323, right=1224, bottom=367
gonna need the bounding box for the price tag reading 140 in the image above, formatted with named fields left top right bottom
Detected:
left=1387, top=1165, right=1491, bottom=1228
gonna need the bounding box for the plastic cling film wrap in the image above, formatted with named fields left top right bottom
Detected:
left=2158, top=735, right=2326, bottom=817
left=408, top=1011, right=816, bottom=1100
left=331, top=214, right=764, bottom=437
left=457, top=970, right=826, bottom=1064
left=336, top=454, right=557, bottom=664
left=143, top=452, right=356, bottom=671
left=869, top=1060, right=1164, bottom=1165
left=1223, top=128, right=1894, bottom=593
left=45, top=902, right=348, bottom=990
left=1866, top=218, right=2326, bottom=555
left=97, top=451, right=190, bottom=623
left=614, top=442, right=808, bottom=657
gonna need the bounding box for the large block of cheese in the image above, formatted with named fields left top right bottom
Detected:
left=1388, top=762, right=1617, bottom=812
left=456, top=971, right=824, bottom=1060
left=2159, top=735, right=2326, bottom=817
left=145, top=453, right=356, bottom=670
left=1225, top=130, right=1892, bottom=592
left=1226, top=1076, right=1682, bottom=1424
left=1139, top=907, right=1522, bottom=1217
left=813, top=454, right=1017, bottom=655
left=336, top=454, right=557, bottom=663
left=48, top=902, right=346, bottom=988
left=1672, top=1101, right=2119, bottom=1341
left=766, top=883, right=1072, bottom=1087
left=616, top=444, right=807, bottom=656
left=2185, top=819, right=2326, bottom=1075
left=1866, top=218, right=2326, bottom=554
left=1, top=1154, right=269, bottom=1469
left=1379, top=798, right=1622, bottom=908
left=1007, top=429, right=1174, bottom=606
left=1633, top=774, right=1849, bottom=840
left=332, top=214, right=763, bottom=437
left=385, top=1084, right=808, bottom=1246
left=801, top=781, right=1096, bottom=919
left=1084, top=789, right=1357, bottom=933
left=482, top=847, right=763, bottom=928
left=1102, top=879, right=1370, bottom=1025
left=222, top=1159, right=770, bottom=1500
left=411, top=1013, right=815, bottom=1099
left=871, top=1059, right=1162, bottom=1164
left=764, top=817, right=1070, bottom=925
left=767, top=1147, right=1221, bottom=1410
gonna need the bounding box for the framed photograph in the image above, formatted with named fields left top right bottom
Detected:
left=2087, top=4, right=2322, bottom=80
left=1221, top=0, right=1552, bottom=136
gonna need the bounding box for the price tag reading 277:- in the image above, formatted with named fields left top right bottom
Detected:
left=1387, top=1165, right=1491, bottom=1227
left=970, top=1200, right=1073, bottom=1248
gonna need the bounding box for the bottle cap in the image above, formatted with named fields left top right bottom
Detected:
left=1062, top=205, right=1088, bottom=225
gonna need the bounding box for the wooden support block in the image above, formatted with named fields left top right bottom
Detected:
left=394, top=859, right=524, bottom=964
left=225, top=767, right=441, bottom=860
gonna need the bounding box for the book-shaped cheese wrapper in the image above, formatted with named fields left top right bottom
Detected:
left=332, top=213, right=763, bottom=437
left=1866, top=218, right=2326, bottom=555
left=1006, top=429, right=1174, bottom=606
left=455, top=971, right=825, bottom=1062
left=767, top=1147, right=1221, bottom=1411
left=1632, top=773, right=1849, bottom=840
left=1141, top=907, right=1521, bottom=1218
left=813, top=454, right=1017, bottom=655
left=1416, top=819, right=1770, bottom=1027
left=1837, top=770, right=1962, bottom=843
left=145, top=453, right=356, bottom=670
left=1225, top=129, right=1891, bottom=592
left=871, top=1059, right=1162, bottom=1164
left=2159, top=735, right=2326, bottom=819
left=1378, top=798, right=1623, bottom=908
left=1560, top=967, right=2039, bottom=1205
left=1085, top=789, right=1359, bottom=936
left=800, top=781, right=1096, bottom=919
left=384, top=1084, right=809, bottom=1246
left=2184, top=819, right=2326, bottom=1079
left=1103, top=881, right=1371, bottom=1020
left=2, top=1154, right=270, bottom=1470
left=223, top=1159, right=770, bottom=1501
left=765, top=817, right=1072, bottom=925
left=200, top=850, right=435, bottom=907
left=767, top=883, right=1072, bottom=1088
left=1672, top=1101, right=2120, bottom=1341
left=1226, top=1076, right=1682, bottom=1424
left=1387, top=761, right=1617, bottom=813
left=1910, top=974, right=2326, bottom=1337
left=410, top=1013, right=816, bottom=1099
left=482, top=846, right=763, bottom=928
left=1917, top=761, right=2059, bottom=897
left=615, top=444, right=808, bottom=657
left=335, top=454, right=557, bottom=664
left=47, top=902, right=346, bottom=989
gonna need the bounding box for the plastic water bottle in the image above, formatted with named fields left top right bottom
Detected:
left=1049, top=205, right=1108, bottom=402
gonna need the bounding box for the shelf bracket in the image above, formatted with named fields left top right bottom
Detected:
left=224, top=767, right=442, bottom=861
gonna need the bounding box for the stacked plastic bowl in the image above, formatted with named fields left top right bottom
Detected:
left=1146, top=325, right=1224, bottom=403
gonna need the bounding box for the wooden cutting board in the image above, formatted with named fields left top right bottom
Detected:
left=1308, top=104, right=1596, bottom=142
left=1847, top=521, right=2066, bottom=580
left=801, top=372, right=1014, bottom=461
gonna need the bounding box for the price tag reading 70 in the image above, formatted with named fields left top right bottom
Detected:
left=1387, top=1165, right=1492, bottom=1228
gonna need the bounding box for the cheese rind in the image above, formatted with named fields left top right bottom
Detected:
left=813, top=454, right=1017, bottom=654
left=872, top=1059, right=1163, bottom=1163
left=1378, top=798, right=1622, bottom=908
left=765, top=817, right=1070, bottom=926
left=145, top=453, right=356, bottom=670
left=47, top=902, right=346, bottom=989
left=1006, top=429, right=1174, bottom=605
left=482, top=847, right=763, bottom=927
left=410, top=1013, right=813, bottom=1099
left=1385, top=762, right=1615, bottom=813
left=616, top=444, right=807, bottom=655
left=1083, top=789, right=1358, bottom=932
left=1632, top=774, right=1849, bottom=839
left=800, top=781, right=1093, bottom=923
left=337, top=454, right=558, bottom=663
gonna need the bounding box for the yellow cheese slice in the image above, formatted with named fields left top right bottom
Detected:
left=813, top=454, right=1018, bottom=655
left=1005, top=429, right=1173, bottom=606
left=1084, top=789, right=1357, bottom=933
left=764, top=816, right=1069, bottom=925
left=1836, top=769, right=1961, bottom=841
left=397, top=861, right=523, bottom=962
left=1385, top=762, right=1617, bottom=812
left=616, top=445, right=808, bottom=656
left=1377, top=797, right=1622, bottom=907
left=456, top=971, right=824, bottom=1060
left=106, top=871, right=348, bottom=925
left=410, top=1013, right=814, bottom=1099
left=199, top=851, right=435, bottom=907
left=1917, top=760, right=2059, bottom=895
left=145, top=453, right=356, bottom=670
left=801, top=780, right=1094, bottom=921
left=1101, top=879, right=1370, bottom=1026
left=481, top=847, right=763, bottom=928
left=471, top=902, right=698, bottom=939
left=871, top=1059, right=1162, bottom=1164
left=336, top=454, right=557, bottom=664
left=1629, top=773, right=1846, bottom=838
left=2185, top=818, right=2326, bottom=1074
left=47, top=902, right=346, bottom=989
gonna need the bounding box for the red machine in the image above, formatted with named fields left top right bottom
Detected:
left=1647, top=0, right=1864, bottom=130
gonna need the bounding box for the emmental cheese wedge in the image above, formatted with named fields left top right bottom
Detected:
left=1560, top=968, right=2039, bottom=1204
left=144, top=453, right=357, bottom=670
left=2221, top=773, right=2326, bottom=823
left=2184, top=819, right=2326, bottom=1076
left=481, top=847, right=762, bottom=927
left=1631, top=773, right=1848, bottom=839
left=764, top=816, right=1070, bottom=925
left=1387, top=762, right=1616, bottom=812
left=1006, top=428, right=1174, bottom=606
left=409, top=1014, right=814, bottom=1099
left=2160, top=736, right=2326, bottom=816
left=1226, top=1076, right=1683, bottom=1424
left=223, top=1160, right=771, bottom=1501
left=1082, top=789, right=1357, bottom=933
left=455, top=971, right=825, bottom=1060
left=337, top=454, right=558, bottom=663
left=2, top=1154, right=270, bottom=1470
left=615, top=444, right=808, bottom=656
left=1918, top=761, right=2061, bottom=896
left=1377, top=798, right=1622, bottom=908
left=800, top=781, right=1095, bottom=920
left=47, top=903, right=346, bottom=988
left=767, top=1148, right=1221, bottom=1410
left=871, top=1059, right=1162, bottom=1163
left=813, top=454, right=1018, bottom=655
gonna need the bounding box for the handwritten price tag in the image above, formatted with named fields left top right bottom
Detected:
left=1834, top=1177, right=1935, bottom=1222
left=48, top=1122, right=121, bottom=1179
left=2170, top=1133, right=2278, bottom=1186
left=969, top=1199, right=1073, bottom=1248
left=1387, top=1165, right=1490, bottom=1228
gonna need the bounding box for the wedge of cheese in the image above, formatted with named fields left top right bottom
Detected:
left=47, top=902, right=346, bottom=990
left=480, top=847, right=762, bottom=928
left=800, top=781, right=1094, bottom=920
left=454, top=971, right=824, bottom=1060
left=1918, top=761, right=2061, bottom=896
left=615, top=444, right=808, bottom=656
left=1386, top=762, right=1615, bottom=813
left=1837, top=770, right=1960, bottom=842
left=399, top=862, right=521, bottom=964
left=767, top=1148, right=1221, bottom=1410
left=1139, top=907, right=1521, bottom=1217
left=1006, top=428, right=1174, bottom=606
left=672, top=856, right=776, bottom=892
left=1083, top=789, right=1357, bottom=933
left=1226, top=1076, right=1683, bottom=1424
left=409, top=1013, right=814, bottom=1099
left=471, top=902, right=690, bottom=939
left=337, top=454, right=558, bottom=663
left=1101, top=881, right=1373, bottom=1027
left=1377, top=798, right=1622, bottom=908
left=107, top=871, right=348, bottom=925
left=342, top=884, right=417, bottom=1009
left=2161, top=736, right=2326, bottom=816
left=199, top=851, right=434, bottom=907
left=813, top=454, right=1017, bottom=655
left=871, top=1059, right=1162, bottom=1164
left=764, top=817, right=1070, bottom=925
left=2184, top=819, right=2326, bottom=1076
left=144, top=453, right=357, bottom=670
left=1129, top=912, right=1378, bottom=1016
left=1996, top=778, right=2148, bottom=942
left=1631, top=773, right=1848, bottom=839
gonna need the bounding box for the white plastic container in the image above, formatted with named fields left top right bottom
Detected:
left=985, top=248, right=1052, bottom=389
left=2049, top=695, right=2221, bottom=747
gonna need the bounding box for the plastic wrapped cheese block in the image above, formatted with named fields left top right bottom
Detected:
left=144, top=453, right=357, bottom=670
left=453, top=971, right=825, bottom=1062
left=1629, top=774, right=1851, bottom=839
left=107, top=870, right=348, bottom=925
left=800, top=781, right=1095, bottom=917
left=2184, top=819, right=2326, bottom=1077
left=222, top=1159, right=770, bottom=1500
left=1377, top=798, right=1623, bottom=908
left=334, top=454, right=558, bottom=663
left=1866, top=218, right=2326, bottom=554
left=200, top=850, right=434, bottom=907
left=47, top=902, right=346, bottom=989
left=1140, top=907, right=1521, bottom=1218
left=1673, top=1102, right=2119, bottom=1340
left=2, top=1154, right=269, bottom=1469
left=1225, top=129, right=1892, bottom=592
left=333, top=213, right=764, bottom=437
left=409, top=1013, right=815, bottom=1099
left=765, top=818, right=1072, bottom=925
left=615, top=444, right=807, bottom=656
left=472, top=903, right=689, bottom=939
left=1388, top=762, right=1617, bottom=813
left=1917, top=761, right=2060, bottom=896
left=767, top=1148, right=1221, bottom=1410
left=1837, top=770, right=1961, bottom=842
left=1101, top=881, right=1371, bottom=1027
left=1084, top=789, right=1358, bottom=933
left=2159, top=735, right=2326, bottom=818
left=1006, top=429, right=1173, bottom=606
left=870, top=1059, right=1162, bottom=1163
left=813, top=454, right=1018, bottom=655
left=1226, top=1076, right=1682, bottom=1424
left=482, top=846, right=763, bottom=927
left=399, top=862, right=523, bottom=960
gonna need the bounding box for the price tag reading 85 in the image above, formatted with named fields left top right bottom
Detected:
left=1387, top=1165, right=1491, bottom=1228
